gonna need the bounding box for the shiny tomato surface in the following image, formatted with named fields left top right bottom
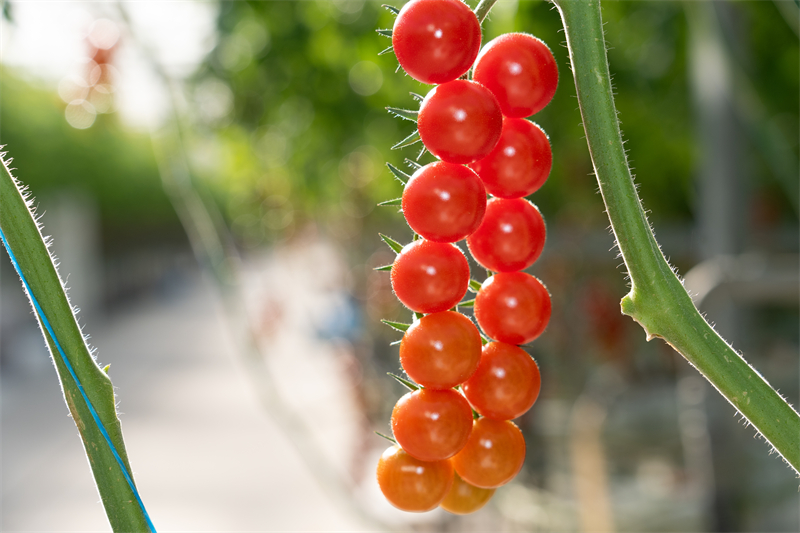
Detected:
left=440, top=471, right=495, bottom=515
left=462, top=342, right=541, bottom=420
left=402, top=161, right=486, bottom=243
left=391, top=239, right=470, bottom=314
left=467, top=197, right=546, bottom=273
left=400, top=311, right=482, bottom=389
left=469, top=118, right=552, bottom=198
left=392, top=0, right=481, bottom=84
left=474, top=272, right=551, bottom=345
left=452, top=418, right=526, bottom=488
left=473, top=33, right=558, bottom=118
left=418, top=80, right=503, bottom=164
left=392, top=388, right=474, bottom=461
left=377, top=445, right=454, bottom=512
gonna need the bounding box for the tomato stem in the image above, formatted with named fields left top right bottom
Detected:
left=552, top=0, right=800, bottom=473
left=474, top=0, right=499, bottom=24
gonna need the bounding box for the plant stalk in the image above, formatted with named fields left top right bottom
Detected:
left=552, top=0, right=800, bottom=472
left=0, top=155, right=154, bottom=530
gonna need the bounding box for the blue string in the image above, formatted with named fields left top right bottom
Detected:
left=0, top=227, right=156, bottom=532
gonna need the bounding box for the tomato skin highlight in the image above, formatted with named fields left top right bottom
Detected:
left=392, top=0, right=482, bottom=85
left=400, top=311, right=482, bottom=389
left=474, top=272, right=551, bottom=345
left=473, top=33, right=558, bottom=118
left=402, top=161, right=487, bottom=243
left=392, top=388, right=474, bottom=462
left=377, top=445, right=454, bottom=512
left=466, top=197, right=546, bottom=273
left=440, top=471, right=495, bottom=515
left=391, top=239, right=470, bottom=314
left=469, top=118, right=552, bottom=199
left=462, top=342, right=541, bottom=420
left=452, top=418, right=526, bottom=489
left=418, top=80, right=504, bottom=164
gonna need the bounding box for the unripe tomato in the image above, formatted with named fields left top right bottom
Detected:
left=452, top=418, right=526, bottom=488
left=400, top=311, right=482, bottom=389
left=418, top=80, right=503, bottom=164
left=462, top=342, right=541, bottom=420
left=474, top=272, right=551, bottom=345
left=377, top=445, right=454, bottom=512
left=392, top=0, right=482, bottom=85
left=469, top=118, right=552, bottom=199
left=466, top=197, right=546, bottom=273
left=402, top=161, right=486, bottom=243
left=392, top=388, right=474, bottom=461
left=473, top=33, right=558, bottom=118
left=391, top=239, right=470, bottom=314
left=440, top=471, right=495, bottom=515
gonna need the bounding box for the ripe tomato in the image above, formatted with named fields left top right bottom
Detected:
left=466, top=197, right=546, bottom=273
left=462, top=342, right=541, bottom=420
left=391, top=239, right=470, bottom=314
left=452, top=418, right=525, bottom=488
left=377, top=445, right=454, bottom=512
left=440, top=471, right=495, bottom=515
left=469, top=118, right=552, bottom=199
left=392, top=388, right=473, bottom=461
left=402, top=161, right=487, bottom=243
left=473, top=33, right=558, bottom=118
left=474, top=272, right=551, bottom=345
left=400, top=311, right=482, bottom=389
left=392, top=0, right=482, bottom=85
left=418, top=80, right=503, bottom=164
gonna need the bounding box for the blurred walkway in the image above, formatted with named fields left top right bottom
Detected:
left=1, top=259, right=381, bottom=531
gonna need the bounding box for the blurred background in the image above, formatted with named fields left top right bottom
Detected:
left=0, top=0, right=797, bottom=531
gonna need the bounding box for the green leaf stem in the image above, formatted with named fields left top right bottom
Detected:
left=0, top=155, right=152, bottom=530
left=553, top=0, right=800, bottom=473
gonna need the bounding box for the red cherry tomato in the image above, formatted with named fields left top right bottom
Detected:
left=402, top=161, right=487, bottom=243
left=473, top=33, right=558, bottom=118
left=469, top=118, right=552, bottom=199
left=418, top=80, right=503, bottom=164
left=467, top=197, right=546, bottom=273
left=392, top=0, right=482, bottom=85
left=462, top=342, right=541, bottom=420
left=452, top=418, right=526, bottom=488
left=400, top=311, right=482, bottom=389
left=377, top=445, right=454, bottom=512
left=440, top=471, right=495, bottom=515
left=474, top=272, right=551, bottom=345
left=392, top=388, right=474, bottom=461
left=391, top=239, right=470, bottom=314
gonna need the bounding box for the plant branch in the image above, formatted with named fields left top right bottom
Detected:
left=552, top=0, right=799, bottom=473
left=0, top=155, right=154, bottom=530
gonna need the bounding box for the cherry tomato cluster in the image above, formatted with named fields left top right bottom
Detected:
left=375, top=0, right=557, bottom=514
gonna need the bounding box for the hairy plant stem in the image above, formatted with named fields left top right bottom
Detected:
left=0, top=157, right=152, bottom=530
left=552, top=0, right=799, bottom=472
left=474, top=0, right=499, bottom=23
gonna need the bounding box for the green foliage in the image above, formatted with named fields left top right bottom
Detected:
left=0, top=69, right=180, bottom=245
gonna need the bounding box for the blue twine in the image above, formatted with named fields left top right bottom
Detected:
left=0, top=227, right=156, bottom=532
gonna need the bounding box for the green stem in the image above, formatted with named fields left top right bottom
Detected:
left=474, top=0, right=499, bottom=24
left=552, top=0, right=800, bottom=473
left=0, top=156, right=152, bottom=530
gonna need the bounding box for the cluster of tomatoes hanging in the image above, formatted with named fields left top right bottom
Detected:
left=374, top=0, right=558, bottom=514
